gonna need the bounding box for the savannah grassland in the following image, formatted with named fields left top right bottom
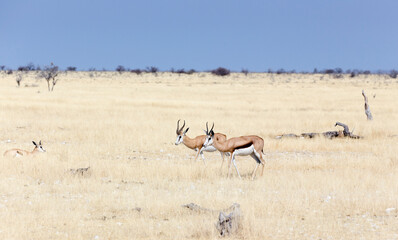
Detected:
left=0, top=71, right=397, bottom=239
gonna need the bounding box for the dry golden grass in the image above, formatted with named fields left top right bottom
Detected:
left=0, top=71, right=397, bottom=239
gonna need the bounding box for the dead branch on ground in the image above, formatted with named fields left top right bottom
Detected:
left=276, top=122, right=362, bottom=139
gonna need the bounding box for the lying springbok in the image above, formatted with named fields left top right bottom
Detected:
left=203, top=123, right=265, bottom=180
left=3, top=140, right=46, bottom=157
left=175, top=120, right=228, bottom=165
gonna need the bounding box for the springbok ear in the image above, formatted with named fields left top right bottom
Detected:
left=184, top=127, right=189, bottom=134
left=32, top=141, right=37, bottom=146
left=203, top=129, right=207, bottom=135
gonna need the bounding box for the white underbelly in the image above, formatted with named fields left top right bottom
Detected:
left=233, top=145, right=254, bottom=156
left=201, top=145, right=217, bottom=152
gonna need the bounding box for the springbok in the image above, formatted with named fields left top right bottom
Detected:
left=3, top=141, right=46, bottom=157
left=203, top=123, right=265, bottom=180
left=175, top=120, right=228, bottom=165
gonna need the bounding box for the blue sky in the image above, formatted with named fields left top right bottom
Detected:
left=1, top=0, right=397, bottom=71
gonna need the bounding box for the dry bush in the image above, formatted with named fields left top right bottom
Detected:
left=211, top=67, right=230, bottom=76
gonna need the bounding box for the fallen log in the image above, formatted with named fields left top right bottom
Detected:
left=276, top=122, right=362, bottom=139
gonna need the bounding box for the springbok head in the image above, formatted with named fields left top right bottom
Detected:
left=33, top=140, right=46, bottom=152
left=175, top=120, right=189, bottom=145
left=203, top=122, right=214, bottom=147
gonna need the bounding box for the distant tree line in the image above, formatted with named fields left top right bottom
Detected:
left=1, top=63, right=397, bottom=79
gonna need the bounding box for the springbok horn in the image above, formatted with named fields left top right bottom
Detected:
left=210, top=122, right=214, bottom=133
left=180, top=120, right=185, bottom=133
left=206, top=122, right=209, bottom=135
left=176, top=119, right=181, bottom=134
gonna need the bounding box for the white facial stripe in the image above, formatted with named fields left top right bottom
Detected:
left=175, top=135, right=183, bottom=145
left=203, top=136, right=211, bottom=147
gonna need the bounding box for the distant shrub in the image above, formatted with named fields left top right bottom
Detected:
left=363, top=70, right=371, bottom=75
left=116, top=65, right=126, bottom=73
left=389, top=70, right=398, bottom=79
left=323, top=69, right=335, bottom=74
left=173, top=68, right=195, bottom=75
left=186, top=69, right=195, bottom=74
left=88, top=67, right=96, bottom=71
left=175, top=69, right=186, bottom=74
left=0, top=65, right=5, bottom=70
left=313, top=68, right=318, bottom=74
left=350, top=72, right=356, bottom=78
left=66, top=66, right=77, bottom=71
left=146, top=66, right=158, bottom=74
left=130, top=69, right=142, bottom=75
left=211, top=67, right=230, bottom=76
left=18, top=62, right=35, bottom=71
left=334, top=68, right=343, bottom=74
left=6, top=69, right=13, bottom=74
left=276, top=68, right=285, bottom=74
left=18, top=66, right=29, bottom=71
left=241, top=69, right=249, bottom=76
left=267, top=69, right=273, bottom=73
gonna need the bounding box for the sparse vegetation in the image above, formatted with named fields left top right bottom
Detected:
left=389, top=69, right=398, bottom=78
left=211, top=67, right=230, bottom=76
left=39, top=63, right=59, bottom=91
left=130, top=69, right=142, bottom=75
left=146, top=66, right=158, bottom=74
left=18, top=63, right=35, bottom=72
left=172, top=68, right=196, bottom=75
left=66, top=66, right=77, bottom=71
left=116, top=65, right=126, bottom=74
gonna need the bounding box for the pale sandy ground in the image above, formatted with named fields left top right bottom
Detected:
left=0, top=71, right=397, bottom=239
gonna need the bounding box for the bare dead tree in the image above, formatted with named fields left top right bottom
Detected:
left=15, top=73, right=22, bottom=87
left=39, top=63, right=59, bottom=91
left=216, top=203, right=242, bottom=236
left=362, top=90, right=373, bottom=120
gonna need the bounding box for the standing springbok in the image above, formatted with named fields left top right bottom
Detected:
left=203, top=123, right=265, bottom=180
left=175, top=120, right=228, bottom=165
left=3, top=140, right=46, bottom=157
